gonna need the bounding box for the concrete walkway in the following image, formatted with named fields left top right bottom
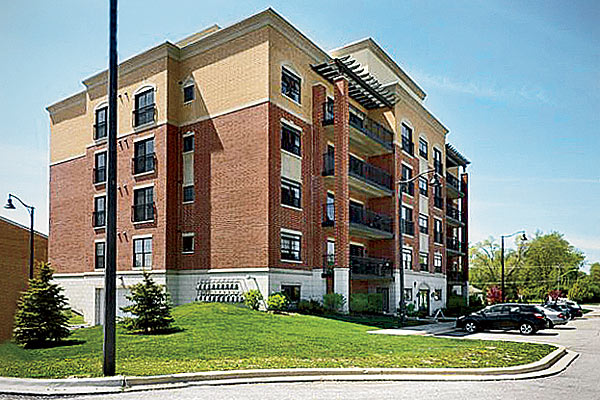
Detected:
left=367, top=321, right=457, bottom=336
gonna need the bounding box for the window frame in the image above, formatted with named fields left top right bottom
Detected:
left=402, top=248, right=413, bottom=270
left=281, top=66, right=301, bottom=104
left=434, top=253, right=442, bottom=273
left=183, top=184, right=194, bottom=203
left=134, top=88, right=155, bottom=127
left=182, top=233, right=194, bottom=254
left=419, top=252, right=429, bottom=271
left=132, top=186, right=154, bottom=223
left=95, top=241, right=105, bottom=270
left=183, top=84, right=195, bottom=103
left=281, top=178, right=302, bottom=209
left=418, top=137, right=428, bottom=159
left=133, top=137, right=155, bottom=175
left=280, top=232, right=302, bottom=262
left=418, top=176, right=428, bottom=197
left=281, top=285, right=301, bottom=304
left=418, top=214, right=429, bottom=234
left=281, top=122, right=301, bottom=157
left=94, top=106, right=108, bottom=140
left=133, top=237, right=153, bottom=269
left=93, top=195, right=106, bottom=227
left=94, top=151, right=107, bottom=184
left=182, top=134, right=194, bottom=153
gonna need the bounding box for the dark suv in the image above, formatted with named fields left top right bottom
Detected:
left=456, top=304, right=548, bottom=335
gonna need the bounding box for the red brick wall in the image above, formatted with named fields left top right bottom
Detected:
left=334, top=78, right=350, bottom=269
left=0, top=218, right=48, bottom=342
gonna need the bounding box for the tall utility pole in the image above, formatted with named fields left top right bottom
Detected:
left=103, top=0, right=118, bottom=377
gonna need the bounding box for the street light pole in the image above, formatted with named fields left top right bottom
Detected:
left=397, top=169, right=440, bottom=325
left=4, top=194, right=35, bottom=280
left=500, top=230, right=526, bottom=303
left=103, top=0, right=118, bottom=377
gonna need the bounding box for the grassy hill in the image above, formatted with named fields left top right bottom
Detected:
left=0, top=302, right=554, bottom=378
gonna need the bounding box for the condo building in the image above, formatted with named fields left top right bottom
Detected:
left=47, top=9, right=469, bottom=323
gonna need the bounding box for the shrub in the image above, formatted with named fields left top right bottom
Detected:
left=323, top=293, right=346, bottom=313
left=405, top=302, right=417, bottom=317
left=243, top=289, right=263, bottom=311
left=13, top=262, right=70, bottom=348
left=350, top=293, right=383, bottom=314
left=298, top=299, right=324, bottom=315
left=486, top=285, right=502, bottom=305
left=267, top=292, right=290, bottom=312
left=121, top=271, right=174, bottom=334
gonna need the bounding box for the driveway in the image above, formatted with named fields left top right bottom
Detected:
left=2, top=306, right=599, bottom=400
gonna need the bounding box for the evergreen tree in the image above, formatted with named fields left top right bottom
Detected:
left=121, top=271, right=174, bottom=334
left=13, top=262, right=70, bottom=348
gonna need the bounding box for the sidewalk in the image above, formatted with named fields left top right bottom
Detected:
left=368, top=321, right=457, bottom=336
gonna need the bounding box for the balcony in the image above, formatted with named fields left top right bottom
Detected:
left=132, top=153, right=156, bottom=175
left=133, top=104, right=156, bottom=127
left=434, top=231, right=444, bottom=245
left=401, top=219, right=415, bottom=236
left=131, top=203, right=155, bottom=223
left=446, top=237, right=465, bottom=255
left=446, top=173, right=463, bottom=198
left=447, top=269, right=465, bottom=283
left=323, top=152, right=394, bottom=198
left=322, top=103, right=393, bottom=156
left=400, top=181, right=415, bottom=197
left=323, top=255, right=393, bottom=278
left=322, top=203, right=393, bottom=239
left=433, top=195, right=444, bottom=209
left=446, top=203, right=465, bottom=225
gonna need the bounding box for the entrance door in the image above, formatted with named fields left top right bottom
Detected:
left=418, top=289, right=430, bottom=315
left=377, top=287, right=390, bottom=313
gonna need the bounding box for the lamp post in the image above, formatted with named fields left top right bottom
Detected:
left=500, top=230, right=527, bottom=303
left=397, top=169, right=441, bottom=325
left=4, top=194, right=35, bottom=280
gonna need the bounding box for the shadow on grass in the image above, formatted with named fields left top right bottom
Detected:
left=24, top=339, right=86, bottom=349
left=122, top=326, right=184, bottom=336
left=317, top=313, right=427, bottom=329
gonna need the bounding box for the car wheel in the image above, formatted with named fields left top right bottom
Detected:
left=464, top=321, right=478, bottom=333
left=519, top=322, right=535, bottom=335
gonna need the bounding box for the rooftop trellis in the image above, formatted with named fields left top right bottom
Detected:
left=312, top=56, right=398, bottom=109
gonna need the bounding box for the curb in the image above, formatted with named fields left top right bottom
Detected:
left=0, top=345, right=573, bottom=396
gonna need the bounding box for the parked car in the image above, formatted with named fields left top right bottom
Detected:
left=546, top=300, right=583, bottom=319
left=543, top=303, right=572, bottom=320
left=456, top=304, right=548, bottom=335
left=536, top=305, right=568, bottom=328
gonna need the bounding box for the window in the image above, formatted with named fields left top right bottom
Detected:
left=418, top=176, right=428, bottom=197
left=281, top=123, right=301, bottom=156
left=93, top=196, right=106, bottom=227
left=183, top=185, right=194, bottom=203
left=95, top=107, right=107, bottom=140
left=281, top=285, right=301, bottom=304
left=401, top=123, right=413, bottom=155
left=434, top=253, right=442, bottom=273
left=419, top=138, right=428, bottom=159
left=133, top=187, right=154, bottom=222
left=418, top=214, right=428, bottom=234
left=350, top=244, right=365, bottom=258
left=182, top=233, right=194, bottom=254
left=281, top=232, right=301, bottom=262
left=325, top=240, right=335, bottom=265
left=401, top=206, right=414, bottom=235
left=183, top=135, right=194, bottom=152
left=133, top=138, right=155, bottom=174
left=419, top=252, right=429, bottom=271
left=134, top=89, right=155, bottom=126
left=95, top=242, right=105, bottom=270
left=133, top=237, right=152, bottom=269
left=434, top=148, right=443, bottom=174
left=433, top=289, right=442, bottom=301
left=401, top=165, right=414, bottom=196
left=434, top=219, right=443, bottom=244
left=325, top=193, right=335, bottom=224
left=94, top=152, right=106, bottom=184
left=281, top=67, right=301, bottom=103
left=433, top=183, right=443, bottom=209
left=404, top=288, right=413, bottom=301
left=281, top=178, right=301, bottom=209
left=183, top=85, right=194, bottom=103
left=402, top=248, right=412, bottom=269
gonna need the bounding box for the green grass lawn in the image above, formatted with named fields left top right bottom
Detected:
left=65, top=309, right=85, bottom=326
left=0, top=303, right=555, bottom=379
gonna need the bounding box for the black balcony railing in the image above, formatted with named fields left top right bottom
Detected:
left=349, top=155, right=393, bottom=190
left=133, top=104, right=156, bottom=127
left=401, top=219, right=414, bottom=236
left=434, top=159, right=443, bottom=175
left=447, top=269, right=464, bottom=282
left=434, top=231, right=444, bottom=244
left=351, top=256, right=393, bottom=277
left=132, top=153, right=156, bottom=175
left=446, top=203, right=462, bottom=222
left=93, top=166, right=106, bottom=184
left=401, top=137, right=414, bottom=155
left=400, top=181, right=415, bottom=196
left=447, top=237, right=463, bottom=253
left=446, top=173, right=460, bottom=191
left=434, top=196, right=444, bottom=209
left=92, top=211, right=105, bottom=227
left=322, top=102, right=393, bottom=149
left=131, top=203, right=155, bottom=223
left=349, top=204, right=393, bottom=234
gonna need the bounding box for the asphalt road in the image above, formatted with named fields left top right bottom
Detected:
left=2, top=306, right=599, bottom=400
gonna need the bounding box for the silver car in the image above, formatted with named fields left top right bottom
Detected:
left=537, top=306, right=568, bottom=328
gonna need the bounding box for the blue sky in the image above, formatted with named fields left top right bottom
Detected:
left=1, top=1, right=598, bottom=268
